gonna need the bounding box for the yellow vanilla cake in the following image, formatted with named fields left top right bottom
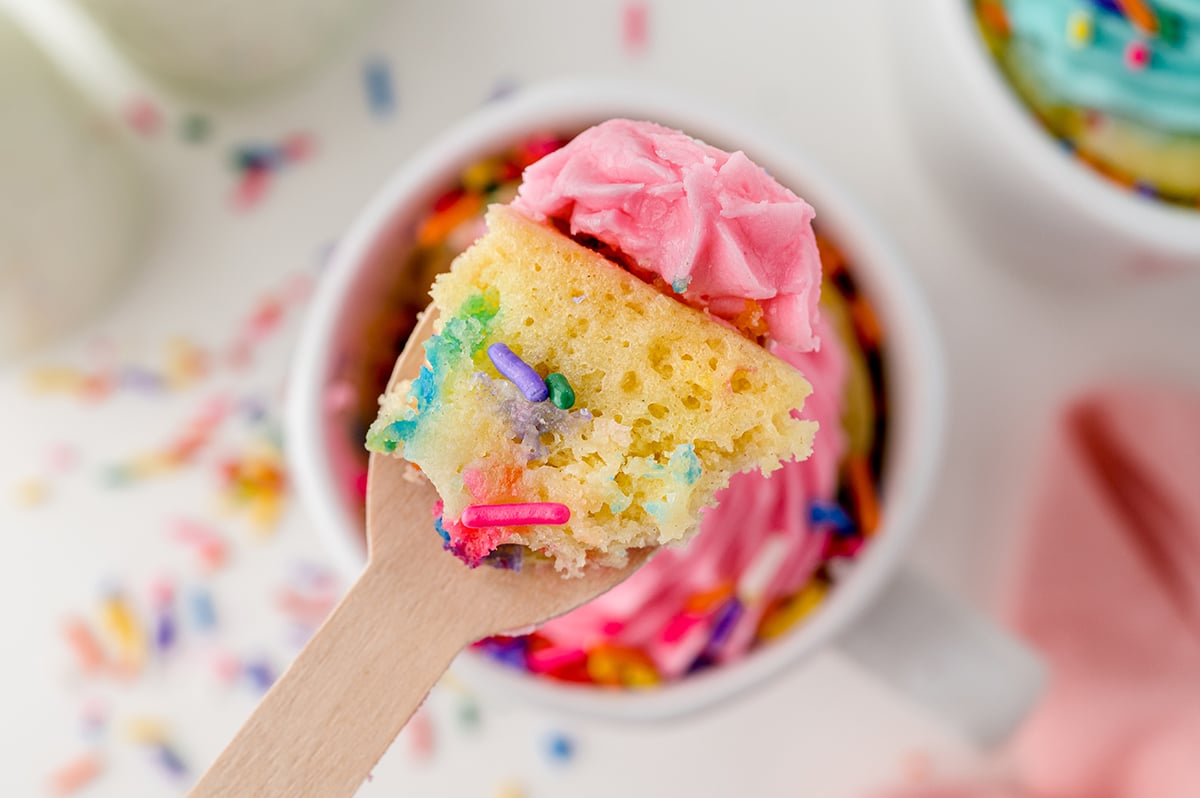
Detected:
left=367, top=206, right=816, bottom=575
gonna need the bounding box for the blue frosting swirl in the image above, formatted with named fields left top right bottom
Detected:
left=1004, top=0, right=1200, bottom=134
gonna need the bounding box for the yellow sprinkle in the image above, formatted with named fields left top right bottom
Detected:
left=757, top=582, right=828, bottom=641
left=494, top=781, right=526, bottom=798
left=462, top=157, right=504, bottom=193
left=621, top=661, right=660, bottom=688
left=13, top=479, right=49, bottom=507
left=100, top=596, right=145, bottom=669
left=124, top=716, right=167, bottom=744
left=1066, top=10, right=1093, bottom=48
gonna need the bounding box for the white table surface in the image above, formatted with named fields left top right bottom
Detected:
left=4, top=1, right=1200, bottom=796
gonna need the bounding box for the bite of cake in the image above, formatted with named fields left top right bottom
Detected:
left=367, top=120, right=824, bottom=576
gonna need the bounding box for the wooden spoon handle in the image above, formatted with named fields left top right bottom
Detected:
left=189, top=559, right=471, bottom=798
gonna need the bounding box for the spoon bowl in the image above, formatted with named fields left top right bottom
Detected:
left=189, top=305, right=649, bottom=798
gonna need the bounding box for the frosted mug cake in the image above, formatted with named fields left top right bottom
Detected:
left=975, top=0, right=1200, bottom=208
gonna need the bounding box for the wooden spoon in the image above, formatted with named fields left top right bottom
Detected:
left=190, top=307, right=650, bottom=798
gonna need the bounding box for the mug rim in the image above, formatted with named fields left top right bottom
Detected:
left=934, top=0, right=1200, bottom=255
left=284, top=78, right=947, bottom=720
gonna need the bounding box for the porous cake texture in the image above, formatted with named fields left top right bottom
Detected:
left=367, top=207, right=816, bottom=575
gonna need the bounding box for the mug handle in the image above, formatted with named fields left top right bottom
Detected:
left=834, top=567, right=1046, bottom=747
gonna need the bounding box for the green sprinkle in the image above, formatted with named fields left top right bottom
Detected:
left=180, top=113, right=212, bottom=144
left=545, top=372, right=575, bottom=410
left=1159, top=11, right=1183, bottom=45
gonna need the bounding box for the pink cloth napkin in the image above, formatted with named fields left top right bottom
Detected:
left=877, top=385, right=1200, bottom=798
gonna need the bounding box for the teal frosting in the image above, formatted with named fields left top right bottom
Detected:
left=364, top=289, right=500, bottom=455
left=1004, top=0, right=1200, bottom=134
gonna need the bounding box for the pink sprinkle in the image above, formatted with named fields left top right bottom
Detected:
left=408, top=709, right=435, bottom=760
left=1125, top=39, right=1151, bottom=70
left=352, top=471, right=369, bottom=501
left=601, top=619, right=625, bottom=637
left=233, top=168, right=271, bottom=210
left=124, top=98, right=161, bottom=136
left=210, top=650, right=242, bottom=685
left=622, top=1, right=648, bottom=54
left=281, top=132, right=315, bottom=163
left=527, top=645, right=587, bottom=674
left=47, top=444, right=79, bottom=473
left=148, top=578, right=176, bottom=608
left=461, top=502, right=570, bottom=528
left=170, top=519, right=229, bottom=573
left=660, top=611, right=705, bottom=645
left=324, top=381, right=357, bottom=413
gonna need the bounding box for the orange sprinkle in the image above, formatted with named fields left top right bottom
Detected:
left=847, top=457, right=881, bottom=536
left=815, top=234, right=845, bottom=277
left=684, top=581, right=735, bottom=614
left=63, top=618, right=107, bottom=673
left=849, top=295, right=883, bottom=349
left=48, top=753, right=103, bottom=796
left=417, top=192, right=483, bottom=248
left=1115, top=0, right=1158, bottom=34
left=977, top=0, right=1011, bottom=36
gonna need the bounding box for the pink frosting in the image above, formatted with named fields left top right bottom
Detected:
left=512, top=119, right=822, bottom=352
left=537, top=315, right=848, bottom=678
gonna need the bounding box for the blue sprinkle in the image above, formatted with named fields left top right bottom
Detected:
left=671, top=276, right=692, bottom=294
left=488, top=343, right=548, bottom=402
left=232, top=144, right=283, bottom=173
left=544, top=731, right=575, bottom=763
left=808, top=501, right=855, bottom=534
left=186, top=587, right=216, bottom=632
left=433, top=516, right=451, bottom=543
left=1134, top=181, right=1158, bottom=198
left=363, top=56, right=396, bottom=118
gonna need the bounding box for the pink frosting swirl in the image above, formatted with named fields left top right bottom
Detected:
left=537, top=315, right=848, bottom=678
left=512, top=119, right=822, bottom=352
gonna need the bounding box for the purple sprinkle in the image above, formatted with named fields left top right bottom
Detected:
left=154, top=612, right=177, bottom=653
left=119, top=367, right=165, bottom=392
left=155, top=743, right=188, bottom=778
left=477, top=637, right=528, bottom=669
left=484, top=544, right=523, bottom=571
left=486, top=77, right=518, bottom=104
left=244, top=659, right=276, bottom=693
left=487, top=343, right=548, bottom=402
left=704, top=598, right=743, bottom=655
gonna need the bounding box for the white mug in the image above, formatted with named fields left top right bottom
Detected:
left=285, top=80, right=1045, bottom=746
left=888, top=0, right=1200, bottom=283
left=0, top=7, right=147, bottom=361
